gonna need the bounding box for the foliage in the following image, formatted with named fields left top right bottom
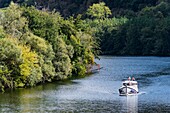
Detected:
left=86, top=16, right=128, bottom=55
left=0, top=0, right=11, bottom=8
left=0, top=65, right=12, bottom=92
left=22, top=6, right=62, bottom=42
left=52, top=37, right=72, bottom=79
left=18, top=45, right=42, bottom=87
left=22, top=6, right=98, bottom=78
left=109, top=2, right=170, bottom=56
left=20, top=33, right=55, bottom=82
left=0, top=38, right=21, bottom=90
left=0, top=37, right=43, bottom=90
left=0, top=2, right=28, bottom=38
left=0, top=26, right=6, bottom=38
left=22, top=7, right=73, bottom=79
left=0, top=2, right=99, bottom=91
left=85, top=1, right=170, bottom=56
left=86, top=2, right=112, bottom=19
left=4, top=0, right=159, bottom=18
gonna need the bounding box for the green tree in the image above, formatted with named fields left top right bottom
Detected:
left=0, top=38, right=21, bottom=90
left=154, top=17, right=170, bottom=55
left=22, top=7, right=74, bottom=79
left=22, top=6, right=61, bottom=42
left=86, top=2, right=112, bottom=19
left=20, top=33, right=55, bottom=82
left=0, top=2, right=28, bottom=38
left=18, top=45, right=42, bottom=87
left=0, top=38, right=43, bottom=89
left=52, top=37, right=72, bottom=79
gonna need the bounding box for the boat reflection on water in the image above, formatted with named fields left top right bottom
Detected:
left=126, top=95, right=138, bottom=113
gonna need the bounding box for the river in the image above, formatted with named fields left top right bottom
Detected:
left=0, top=56, right=170, bottom=112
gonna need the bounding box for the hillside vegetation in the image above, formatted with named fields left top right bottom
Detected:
left=0, top=0, right=170, bottom=91
left=0, top=2, right=99, bottom=91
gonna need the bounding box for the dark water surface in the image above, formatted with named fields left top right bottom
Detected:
left=0, top=56, right=170, bottom=112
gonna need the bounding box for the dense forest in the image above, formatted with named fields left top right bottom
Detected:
left=0, top=0, right=170, bottom=91
left=0, top=0, right=159, bottom=17
left=2, top=0, right=168, bottom=56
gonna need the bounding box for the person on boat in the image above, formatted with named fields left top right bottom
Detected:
left=132, top=77, right=135, bottom=81
left=128, top=77, right=131, bottom=85
left=128, top=77, right=131, bottom=81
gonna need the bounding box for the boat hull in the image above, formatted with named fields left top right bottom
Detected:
left=119, top=86, right=138, bottom=96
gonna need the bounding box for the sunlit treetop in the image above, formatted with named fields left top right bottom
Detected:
left=86, top=2, right=112, bottom=19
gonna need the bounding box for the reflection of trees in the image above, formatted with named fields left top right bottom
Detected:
left=0, top=89, right=22, bottom=112
left=19, top=86, right=43, bottom=112
left=18, top=84, right=58, bottom=112
left=0, top=83, right=60, bottom=112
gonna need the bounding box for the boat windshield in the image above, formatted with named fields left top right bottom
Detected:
left=123, top=82, right=137, bottom=86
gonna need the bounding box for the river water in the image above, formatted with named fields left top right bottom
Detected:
left=0, top=56, right=170, bottom=113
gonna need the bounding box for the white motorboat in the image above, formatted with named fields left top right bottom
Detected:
left=119, top=79, right=139, bottom=96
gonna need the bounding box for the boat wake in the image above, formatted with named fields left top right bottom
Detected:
left=138, top=91, right=146, bottom=95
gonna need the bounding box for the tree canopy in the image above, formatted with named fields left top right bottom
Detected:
left=86, top=2, right=112, bottom=19
left=0, top=2, right=98, bottom=91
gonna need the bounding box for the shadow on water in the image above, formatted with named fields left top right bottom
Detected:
left=140, top=67, right=170, bottom=77
left=0, top=81, right=78, bottom=112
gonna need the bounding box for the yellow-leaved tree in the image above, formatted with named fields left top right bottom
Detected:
left=19, top=45, right=42, bottom=87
